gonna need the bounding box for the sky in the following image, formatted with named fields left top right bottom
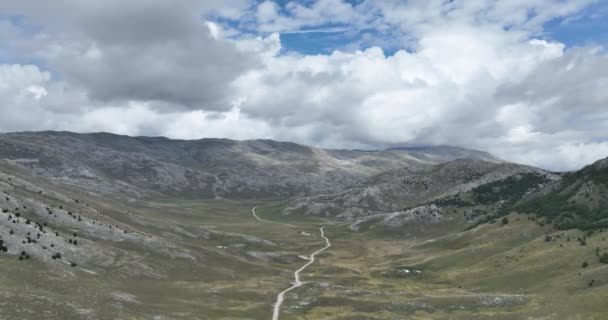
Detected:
left=0, top=0, right=607, bottom=171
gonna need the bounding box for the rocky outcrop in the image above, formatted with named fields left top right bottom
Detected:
left=283, top=160, right=549, bottom=218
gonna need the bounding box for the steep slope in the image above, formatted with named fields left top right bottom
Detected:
left=515, top=157, right=608, bottom=229
left=346, top=170, right=559, bottom=237
left=341, top=157, right=608, bottom=237
left=0, top=160, right=195, bottom=277
left=283, top=159, right=549, bottom=219
left=0, top=131, right=499, bottom=199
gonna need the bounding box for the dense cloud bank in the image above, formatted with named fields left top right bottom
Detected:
left=0, top=0, right=607, bottom=170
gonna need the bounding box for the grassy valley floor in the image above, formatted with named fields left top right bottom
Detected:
left=1, top=199, right=607, bottom=319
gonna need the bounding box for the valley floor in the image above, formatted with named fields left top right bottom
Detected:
left=1, top=198, right=608, bottom=319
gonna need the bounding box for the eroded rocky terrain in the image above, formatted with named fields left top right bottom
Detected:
left=0, top=132, right=499, bottom=200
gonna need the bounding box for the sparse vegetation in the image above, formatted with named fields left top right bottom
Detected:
left=471, top=173, right=549, bottom=205
left=515, top=163, right=608, bottom=230
left=430, top=196, right=474, bottom=208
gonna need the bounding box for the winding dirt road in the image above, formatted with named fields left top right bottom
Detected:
left=250, top=207, right=332, bottom=320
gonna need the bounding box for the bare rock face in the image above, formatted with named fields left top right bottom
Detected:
left=283, top=160, right=550, bottom=218
left=0, top=131, right=500, bottom=200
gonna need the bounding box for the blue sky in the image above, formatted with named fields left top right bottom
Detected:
left=274, top=1, right=608, bottom=55
left=200, top=0, right=608, bottom=57
left=544, top=2, right=608, bottom=48
left=5, top=1, right=606, bottom=60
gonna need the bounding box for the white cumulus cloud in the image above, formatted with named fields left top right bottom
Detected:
left=0, top=0, right=607, bottom=171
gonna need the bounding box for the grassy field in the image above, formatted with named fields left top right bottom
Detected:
left=281, top=213, right=608, bottom=320
left=0, top=195, right=333, bottom=319
left=1, top=194, right=608, bottom=319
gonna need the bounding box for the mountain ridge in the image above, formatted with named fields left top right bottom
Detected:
left=0, top=131, right=502, bottom=200
left=2, top=131, right=501, bottom=158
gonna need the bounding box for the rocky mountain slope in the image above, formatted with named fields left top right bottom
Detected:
left=0, top=131, right=498, bottom=199
left=4, top=131, right=605, bottom=234
left=0, top=131, right=533, bottom=270
left=283, top=159, right=554, bottom=218
left=340, top=156, right=608, bottom=238
left=0, top=160, right=193, bottom=278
